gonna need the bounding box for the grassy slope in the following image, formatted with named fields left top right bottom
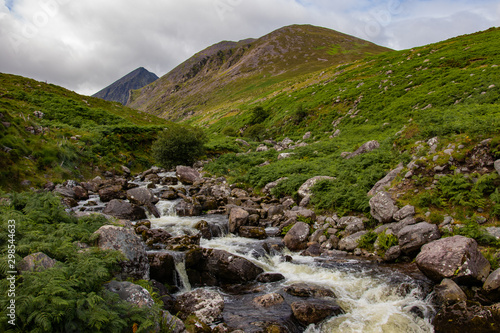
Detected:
left=203, top=28, right=500, bottom=230
left=0, top=73, right=170, bottom=190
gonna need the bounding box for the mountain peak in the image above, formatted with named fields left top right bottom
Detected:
left=93, top=67, right=159, bottom=105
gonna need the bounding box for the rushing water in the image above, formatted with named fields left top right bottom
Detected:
left=72, top=177, right=435, bottom=332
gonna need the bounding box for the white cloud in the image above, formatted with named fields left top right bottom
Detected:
left=0, top=0, right=498, bottom=95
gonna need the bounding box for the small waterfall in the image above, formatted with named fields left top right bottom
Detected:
left=174, top=260, right=192, bottom=293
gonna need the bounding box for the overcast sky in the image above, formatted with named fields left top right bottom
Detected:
left=1, top=0, right=499, bottom=96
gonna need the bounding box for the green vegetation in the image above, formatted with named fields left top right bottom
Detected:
left=152, top=124, right=207, bottom=169
left=358, top=231, right=378, bottom=251
left=0, top=192, right=166, bottom=332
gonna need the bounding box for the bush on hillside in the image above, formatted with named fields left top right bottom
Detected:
left=249, top=106, right=270, bottom=124
left=152, top=125, right=207, bottom=169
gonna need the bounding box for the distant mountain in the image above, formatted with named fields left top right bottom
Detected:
left=127, top=24, right=391, bottom=121
left=93, top=67, right=159, bottom=105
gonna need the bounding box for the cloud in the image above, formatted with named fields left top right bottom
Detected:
left=0, top=0, right=498, bottom=95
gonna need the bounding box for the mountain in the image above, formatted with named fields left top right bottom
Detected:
left=93, top=67, right=159, bottom=105
left=127, top=24, right=391, bottom=121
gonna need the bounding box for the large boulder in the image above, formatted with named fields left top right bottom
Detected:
left=94, top=225, right=150, bottom=280
left=203, top=249, right=264, bottom=284
left=368, top=164, right=404, bottom=196
left=148, top=252, right=176, bottom=285
left=369, top=191, right=398, bottom=223
left=174, top=289, right=224, bottom=325
left=98, top=185, right=126, bottom=202
left=228, top=207, right=249, bottom=233
left=18, top=252, right=57, bottom=273
left=398, top=222, right=440, bottom=254
left=126, top=187, right=158, bottom=206
left=176, top=166, right=201, bottom=185
left=338, top=231, right=368, bottom=252
left=346, top=140, right=380, bottom=159
left=104, top=281, right=154, bottom=308
left=103, top=199, right=147, bottom=221
left=238, top=226, right=267, bottom=239
left=434, top=279, right=467, bottom=306
left=291, top=300, right=344, bottom=325
left=416, top=235, right=490, bottom=284
left=283, top=222, right=310, bottom=251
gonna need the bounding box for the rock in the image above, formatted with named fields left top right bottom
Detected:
left=433, top=301, right=500, bottom=333
left=393, top=205, right=416, bottom=221
left=175, top=200, right=202, bottom=217
left=297, top=176, right=335, bottom=201
left=495, top=160, right=500, bottom=176
left=383, top=245, right=401, bottom=262
left=104, top=281, right=154, bottom=308
left=253, top=293, right=285, bottom=307
left=121, top=165, right=131, bottom=175
left=195, top=220, right=212, bottom=240
left=346, top=140, right=380, bottom=159
left=103, top=199, right=147, bottom=221
left=338, top=231, right=368, bottom=252
left=126, top=187, right=158, bottom=206
left=203, top=249, right=264, bottom=284
left=484, top=268, right=500, bottom=292
left=256, top=144, right=269, bottom=152
left=143, top=228, right=172, bottom=246
left=291, top=301, right=344, bottom=325
left=94, top=225, right=149, bottom=280
left=160, top=311, right=185, bottom=333
left=235, top=138, right=250, bottom=146
left=284, top=283, right=337, bottom=298
left=368, top=164, right=404, bottom=196
left=53, top=185, right=76, bottom=199
left=283, top=222, right=310, bottom=251
left=263, top=177, right=288, bottom=194
left=148, top=252, right=176, bottom=286
left=434, top=279, right=467, bottom=305
left=284, top=208, right=316, bottom=221
left=303, top=132, right=312, bottom=140
left=278, top=153, right=294, bottom=160
left=176, top=166, right=201, bottom=185
left=174, top=289, right=224, bottom=325
left=239, top=226, right=267, bottom=239
left=338, top=216, right=364, bottom=235
left=161, top=190, right=178, bottom=200
left=18, top=252, right=57, bottom=273
left=398, top=222, right=440, bottom=254
left=228, top=207, right=249, bottom=233
left=257, top=272, right=285, bottom=283
left=416, top=235, right=490, bottom=284
left=98, top=185, right=126, bottom=202
left=487, top=227, right=500, bottom=240
left=391, top=216, right=417, bottom=235
left=369, top=191, right=398, bottom=223
left=301, top=243, right=321, bottom=257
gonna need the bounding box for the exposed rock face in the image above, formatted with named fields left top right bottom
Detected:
left=283, top=222, right=310, bottom=251
left=253, top=293, right=285, bottom=307
left=368, top=164, right=404, bottom=196
left=203, top=249, right=264, bottom=284
left=369, top=191, right=398, bottom=223
left=18, top=252, right=57, bottom=273
left=416, top=235, right=490, bottom=284
left=433, top=301, right=500, bottom=333
left=174, top=289, right=224, bottom=325
left=434, top=279, right=467, bottom=305
left=291, top=300, right=344, bottom=325
left=94, top=225, right=150, bottom=280
left=228, top=207, right=249, bottom=233
left=103, top=199, right=147, bottom=221
left=176, top=166, right=201, bottom=185
left=398, top=222, right=440, bottom=254
left=346, top=140, right=380, bottom=159
left=104, top=281, right=154, bottom=308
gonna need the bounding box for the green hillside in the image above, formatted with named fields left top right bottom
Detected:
left=0, top=73, right=170, bottom=190
left=202, top=27, right=500, bottom=225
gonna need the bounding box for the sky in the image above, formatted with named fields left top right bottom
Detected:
left=0, top=0, right=499, bottom=96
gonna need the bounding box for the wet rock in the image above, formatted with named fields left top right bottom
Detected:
left=143, top=228, right=172, bottom=246
left=203, top=249, right=264, bottom=284
left=433, top=301, right=500, bottom=333
left=434, top=279, right=467, bottom=305
left=368, top=163, right=404, bottom=196
left=416, top=235, right=490, bottom=284
left=253, top=293, right=285, bottom=307
left=53, top=185, right=76, bottom=198
left=126, top=187, right=158, bottom=206
left=195, top=220, right=212, bottom=239
left=398, top=222, right=440, bottom=254
left=148, top=252, right=176, bottom=286
left=94, top=225, right=149, bottom=280
left=393, top=205, right=416, bottom=221
left=239, top=226, right=267, bottom=239
left=105, top=281, right=154, bottom=308
left=346, top=140, right=380, bottom=159
left=283, top=222, right=310, bottom=251
left=174, top=289, right=224, bottom=325
left=103, top=199, right=147, bottom=221
left=291, top=300, right=344, bottom=325
left=73, top=186, right=89, bottom=200
left=176, top=166, right=201, bottom=185
left=383, top=245, right=401, bottom=262
left=18, top=252, right=57, bottom=273
left=229, top=207, right=249, bottom=233
left=369, top=191, right=398, bottom=223
left=284, top=283, right=337, bottom=298
left=98, top=185, right=126, bottom=202
left=338, top=231, right=368, bottom=252
left=257, top=272, right=285, bottom=283
left=175, top=200, right=202, bottom=217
